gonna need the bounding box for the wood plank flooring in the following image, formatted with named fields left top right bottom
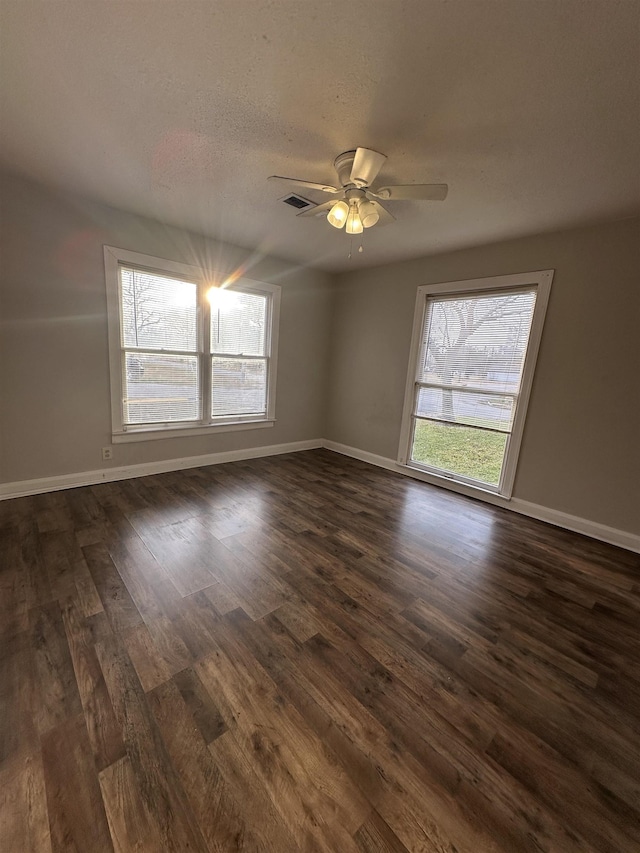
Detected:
left=1, top=448, right=639, bottom=852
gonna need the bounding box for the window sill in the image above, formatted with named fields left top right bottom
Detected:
left=399, top=460, right=512, bottom=501
left=112, top=419, right=275, bottom=444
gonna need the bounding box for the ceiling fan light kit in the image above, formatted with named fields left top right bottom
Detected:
left=329, top=195, right=379, bottom=232
left=268, top=147, right=448, bottom=235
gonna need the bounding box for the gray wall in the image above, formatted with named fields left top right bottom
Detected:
left=0, top=171, right=332, bottom=483
left=326, top=217, right=640, bottom=535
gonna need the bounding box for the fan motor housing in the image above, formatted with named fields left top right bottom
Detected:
left=334, top=150, right=357, bottom=188
left=344, top=187, right=367, bottom=202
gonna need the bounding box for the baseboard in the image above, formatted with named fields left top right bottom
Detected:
left=322, top=440, right=401, bottom=474
left=322, top=440, right=640, bottom=554
left=506, top=499, right=640, bottom=555
left=0, top=439, right=323, bottom=501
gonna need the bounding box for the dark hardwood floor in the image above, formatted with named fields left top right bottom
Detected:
left=1, top=449, right=639, bottom=852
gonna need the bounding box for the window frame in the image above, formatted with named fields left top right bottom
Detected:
left=104, top=246, right=280, bottom=443
left=398, top=269, right=553, bottom=499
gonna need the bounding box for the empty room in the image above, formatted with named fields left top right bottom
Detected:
left=1, top=1, right=639, bottom=851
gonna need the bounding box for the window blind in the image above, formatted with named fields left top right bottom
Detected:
left=210, top=290, right=268, bottom=417
left=418, top=288, right=537, bottom=427
left=120, top=266, right=199, bottom=425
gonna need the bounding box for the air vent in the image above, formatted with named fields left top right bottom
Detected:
left=280, top=193, right=313, bottom=210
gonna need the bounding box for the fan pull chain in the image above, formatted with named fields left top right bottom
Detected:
left=348, top=237, right=366, bottom=259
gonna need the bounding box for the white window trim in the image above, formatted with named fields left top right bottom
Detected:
left=104, top=246, right=280, bottom=442
left=398, top=269, right=553, bottom=499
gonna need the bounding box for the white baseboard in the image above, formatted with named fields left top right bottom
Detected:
left=506, top=499, right=640, bottom=555
left=323, top=440, right=640, bottom=554
left=0, top=439, right=323, bottom=501
left=322, top=440, right=401, bottom=474
left=2, top=436, right=637, bottom=554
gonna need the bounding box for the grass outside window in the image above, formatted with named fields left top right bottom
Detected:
left=411, top=419, right=507, bottom=486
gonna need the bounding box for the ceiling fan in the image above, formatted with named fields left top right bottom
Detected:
left=268, top=147, right=448, bottom=233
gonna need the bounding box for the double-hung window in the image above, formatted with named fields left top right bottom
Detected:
left=104, top=246, right=280, bottom=441
left=399, top=270, right=552, bottom=497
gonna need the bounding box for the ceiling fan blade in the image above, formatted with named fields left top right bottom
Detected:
left=268, top=175, right=340, bottom=193
left=372, top=183, right=448, bottom=201
left=296, top=199, right=340, bottom=218
left=370, top=199, right=396, bottom=226
left=350, top=148, right=387, bottom=187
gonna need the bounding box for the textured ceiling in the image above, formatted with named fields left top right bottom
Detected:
left=1, top=0, right=639, bottom=272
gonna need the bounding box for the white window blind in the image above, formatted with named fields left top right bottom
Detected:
left=418, top=288, right=537, bottom=428
left=210, top=290, right=268, bottom=417
left=120, top=267, right=199, bottom=425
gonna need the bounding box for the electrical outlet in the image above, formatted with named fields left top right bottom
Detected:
left=102, top=447, right=113, bottom=461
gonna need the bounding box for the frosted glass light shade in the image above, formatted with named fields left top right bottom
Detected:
left=358, top=199, right=379, bottom=228
left=327, top=200, right=349, bottom=228
left=345, top=203, right=363, bottom=234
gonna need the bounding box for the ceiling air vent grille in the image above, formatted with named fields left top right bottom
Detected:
left=281, top=193, right=313, bottom=210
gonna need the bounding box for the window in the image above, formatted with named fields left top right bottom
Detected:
left=399, top=270, right=553, bottom=497
left=104, top=247, right=280, bottom=442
